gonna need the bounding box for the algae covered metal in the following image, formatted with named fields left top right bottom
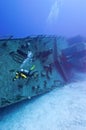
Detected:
left=0, top=35, right=86, bottom=108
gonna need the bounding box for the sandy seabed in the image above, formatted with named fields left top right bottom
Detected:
left=0, top=74, right=86, bottom=130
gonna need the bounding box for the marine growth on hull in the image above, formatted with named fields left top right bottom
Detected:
left=0, top=35, right=86, bottom=108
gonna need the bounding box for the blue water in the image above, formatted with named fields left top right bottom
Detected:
left=0, top=1, right=86, bottom=130
left=0, top=0, right=86, bottom=37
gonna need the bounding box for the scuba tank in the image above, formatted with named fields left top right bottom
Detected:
left=20, top=51, right=33, bottom=70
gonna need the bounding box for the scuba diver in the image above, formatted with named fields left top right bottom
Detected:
left=13, top=65, right=38, bottom=81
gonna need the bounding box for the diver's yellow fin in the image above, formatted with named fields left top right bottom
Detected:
left=30, top=65, right=35, bottom=71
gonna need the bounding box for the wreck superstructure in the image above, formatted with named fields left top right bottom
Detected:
left=0, top=35, right=86, bottom=108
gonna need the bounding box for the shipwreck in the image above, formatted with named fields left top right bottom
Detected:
left=0, top=35, right=86, bottom=108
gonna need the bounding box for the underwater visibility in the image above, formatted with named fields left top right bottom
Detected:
left=0, top=0, right=86, bottom=130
